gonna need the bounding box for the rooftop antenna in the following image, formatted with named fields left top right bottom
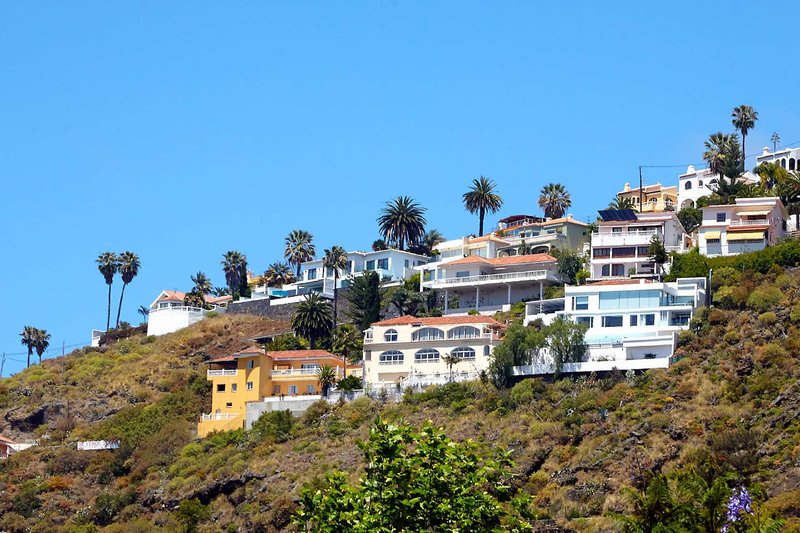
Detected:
left=771, top=132, right=780, bottom=152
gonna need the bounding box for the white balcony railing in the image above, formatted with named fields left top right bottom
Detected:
left=432, top=269, right=551, bottom=287
left=150, top=305, right=207, bottom=314
left=729, top=219, right=768, bottom=226
left=201, top=412, right=240, bottom=421
left=365, top=331, right=494, bottom=344
left=270, top=368, right=343, bottom=378
left=207, top=369, right=238, bottom=377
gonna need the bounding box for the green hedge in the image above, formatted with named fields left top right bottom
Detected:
left=666, top=239, right=800, bottom=281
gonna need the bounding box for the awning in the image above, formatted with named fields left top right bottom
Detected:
left=727, top=231, right=765, bottom=241
left=704, top=231, right=720, bottom=239
left=740, top=210, right=770, bottom=217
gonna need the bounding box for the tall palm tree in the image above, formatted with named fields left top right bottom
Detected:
left=443, top=352, right=461, bottom=382
left=732, top=105, right=758, bottom=170
left=115, top=251, right=140, bottom=328
left=291, top=293, right=334, bottom=349
left=221, top=251, right=247, bottom=298
left=191, top=271, right=213, bottom=294
left=284, top=230, right=316, bottom=277
left=609, top=196, right=637, bottom=210
left=332, top=324, right=363, bottom=378
left=137, top=305, right=150, bottom=324
left=462, top=176, right=503, bottom=235
left=538, top=183, right=572, bottom=219
left=703, top=132, right=742, bottom=179
left=316, top=365, right=338, bottom=397
left=33, top=328, right=51, bottom=365
left=96, top=252, right=119, bottom=331
left=377, top=196, right=427, bottom=251
left=263, top=262, right=295, bottom=288
left=323, top=245, right=349, bottom=327
left=20, top=326, right=36, bottom=368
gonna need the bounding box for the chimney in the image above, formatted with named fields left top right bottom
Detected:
left=687, top=165, right=695, bottom=174
left=624, top=182, right=631, bottom=192
left=762, top=146, right=770, bottom=156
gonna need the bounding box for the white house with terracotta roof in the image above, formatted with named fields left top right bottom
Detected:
left=362, top=315, right=505, bottom=390
left=697, top=197, right=788, bottom=257
left=0, top=435, right=17, bottom=459
left=420, top=253, right=561, bottom=315
left=146, top=290, right=231, bottom=337
left=519, top=277, right=706, bottom=376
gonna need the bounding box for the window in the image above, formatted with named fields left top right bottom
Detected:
left=226, top=402, right=233, bottom=409
left=365, top=260, right=376, bottom=270
left=272, top=385, right=280, bottom=395
left=246, top=382, right=254, bottom=391
left=247, top=360, right=255, bottom=369
left=637, top=246, right=650, bottom=256
left=307, top=268, right=317, bottom=280
left=611, top=264, right=626, bottom=277
left=601, top=264, right=610, bottom=276
left=301, top=364, right=320, bottom=371
left=612, top=227, right=623, bottom=234
left=231, top=383, right=238, bottom=392
left=307, top=384, right=315, bottom=393
left=630, top=315, right=638, bottom=326
left=404, top=259, right=410, bottom=267
left=346, top=260, right=353, bottom=273
left=612, top=247, right=636, bottom=258
left=447, top=326, right=481, bottom=339
left=698, top=180, right=703, bottom=187
left=216, top=384, right=226, bottom=392
left=288, top=385, right=298, bottom=395
left=685, top=181, right=692, bottom=190
left=451, top=347, right=476, bottom=361
left=412, top=327, right=445, bottom=341
left=456, top=271, right=471, bottom=278
left=483, top=345, right=490, bottom=357
left=599, top=289, right=661, bottom=309
left=716, top=213, right=727, bottom=222
left=414, top=348, right=440, bottom=362
left=602, top=315, right=624, bottom=327
left=377, top=258, right=389, bottom=270
left=379, top=350, right=404, bottom=364
left=576, top=316, right=593, bottom=328
left=643, top=313, right=655, bottom=326
left=384, top=329, right=398, bottom=342
left=593, top=248, right=611, bottom=258
left=574, top=296, right=589, bottom=310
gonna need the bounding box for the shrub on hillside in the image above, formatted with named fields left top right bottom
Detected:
left=758, top=311, right=778, bottom=326
left=746, top=287, right=783, bottom=312
left=711, top=266, right=741, bottom=289
left=510, top=378, right=547, bottom=407
left=250, top=409, right=294, bottom=444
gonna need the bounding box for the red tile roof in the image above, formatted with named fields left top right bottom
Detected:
left=586, top=279, right=656, bottom=286
left=373, top=314, right=504, bottom=327
left=206, top=355, right=236, bottom=364
left=0, top=435, right=17, bottom=445
left=726, top=225, right=769, bottom=232
left=445, top=253, right=557, bottom=267
left=267, top=350, right=340, bottom=361
left=156, top=290, right=232, bottom=304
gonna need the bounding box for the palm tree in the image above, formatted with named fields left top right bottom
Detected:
left=115, top=251, right=140, bottom=328
left=284, top=230, right=316, bottom=277
left=754, top=161, right=790, bottom=190
left=316, top=364, right=338, bottom=397
left=443, top=352, right=461, bottom=382
left=332, top=324, right=363, bottom=378
left=538, top=183, right=572, bottom=219
left=775, top=170, right=800, bottom=229
left=33, top=329, right=51, bottom=365
left=372, top=239, right=388, bottom=251
left=462, top=176, right=503, bottom=235
left=732, top=105, right=758, bottom=169
left=20, top=326, right=36, bottom=368
left=96, top=252, right=119, bottom=331
left=221, top=251, right=247, bottom=298
left=703, top=132, right=742, bottom=179
left=137, top=305, right=150, bottom=324
left=210, top=286, right=229, bottom=297
left=377, top=196, right=427, bottom=251
left=323, top=246, right=348, bottom=327
left=291, top=293, right=334, bottom=349
left=191, top=271, right=213, bottom=294
left=263, top=262, right=295, bottom=287
left=609, top=196, right=637, bottom=210
left=409, top=229, right=446, bottom=256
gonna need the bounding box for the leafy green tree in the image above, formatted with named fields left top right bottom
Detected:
left=615, top=473, right=688, bottom=533
left=20, top=325, right=37, bottom=368
left=316, top=364, right=337, bottom=397
left=323, top=245, right=348, bottom=326
left=382, top=285, right=424, bottom=317
left=557, top=250, right=584, bottom=284
left=267, top=334, right=308, bottom=351
left=284, top=229, right=316, bottom=277
left=677, top=206, right=703, bottom=233
left=648, top=236, right=669, bottom=277
left=291, top=293, right=334, bottom=349
left=463, top=176, right=503, bottom=235
left=175, top=498, right=210, bottom=533
left=609, top=196, right=637, bottom=210
left=546, top=317, right=587, bottom=378
left=377, top=196, right=427, bottom=251
left=408, top=229, right=446, bottom=256
left=665, top=248, right=709, bottom=281
left=489, top=324, right=544, bottom=388
left=538, top=182, right=571, bottom=218
left=345, top=271, right=382, bottom=331
left=221, top=250, right=248, bottom=299
left=115, top=251, right=140, bottom=328
left=732, top=105, right=758, bottom=169
left=293, top=418, right=533, bottom=532
left=753, top=161, right=789, bottom=190
left=371, top=238, right=388, bottom=251
left=96, top=252, right=119, bottom=332
left=331, top=323, right=363, bottom=377
left=33, top=328, right=51, bottom=365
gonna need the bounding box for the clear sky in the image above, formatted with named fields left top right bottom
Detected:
left=1, top=1, right=797, bottom=374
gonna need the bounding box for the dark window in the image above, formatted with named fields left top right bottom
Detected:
left=612, top=247, right=636, bottom=258
left=685, top=182, right=692, bottom=190
left=602, top=315, right=624, bottom=327
left=216, top=384, right=226, bottom=392
left=593, top=248, right=611, bottom=258
left=716, top=213, right=726, bottom=222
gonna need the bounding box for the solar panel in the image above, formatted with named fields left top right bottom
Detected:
left=597, top=209, right=638, bottom=222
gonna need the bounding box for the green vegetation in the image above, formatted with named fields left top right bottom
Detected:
left=322, top=245, right=348, bottom=326
left=377, top=195, right=427, bottom=251
left=291, top=293, right=334, bottom=349
left=284, top=229, right=316, bottom=277
left=538, top=182, right=571, bottom=218
left=96, top=251, right=119, bottom=332
left=463, top=175, right=504, bottom=236
left=345, top=270, right=381, bottom=331
left=220, top=250, right=250, bottom=300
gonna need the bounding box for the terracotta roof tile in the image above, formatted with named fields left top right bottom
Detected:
left=267, top=350, right=339, bottom=360
left=445, top=253, right=557, bottom=267
left=726, top=225, right=769, bottom=232
left=373, top=314, right=504, bottom=327
left=0, top=435, right=17, bottom=445
left=157, top=290, right=232, bottom=305
left=206, top=355, right=236, bottom=364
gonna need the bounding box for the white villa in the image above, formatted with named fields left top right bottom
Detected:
left=493, top=214, right=590, bottom=255
left=589, top=210, right=687, bottom=280
left=420, top=253, right=562, bottom=315
left=678, top=165, right=759, bottom=210
left=697, top=197, right=788, bottom=257
left=518, top=277, right=706, bottom=376
left=362, top=315, right=505, bottom=391
left=757, top=146, right=800, bottom=171
left=146, top=290, right=231, bottom=336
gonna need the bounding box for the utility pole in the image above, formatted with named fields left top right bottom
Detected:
left=771, top=132, right=780, bottom=152
left=638, top=166, right=644, bottom=209
left=0, top=353, right=5, bottom=378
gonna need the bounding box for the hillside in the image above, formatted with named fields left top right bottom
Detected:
left=1, top=269, right=800, bottom=531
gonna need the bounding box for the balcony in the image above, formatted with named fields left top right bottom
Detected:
left=207, top=369, right=238, bottom=377
left=729, top=219, right=768, bottom=226
left=270, top=367, right=343, bottom=378
left=592, top=230, right=661, bottom=245
left=431, top=269, right=554, bottom=288
left=150, top=305, right=207, bottom=315
left=201, top=412, right=240, bottom=421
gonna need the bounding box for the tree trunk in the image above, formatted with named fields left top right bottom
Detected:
left=742, top=133, right=746, bottom=173
left=27, top=348, right=31, bottom=368
left=106, top=283, right=112, bottom=331
left=342, top=355, right=347, bottom=379
left=479, top=207, right=485, bottom=236
left=333, top=271, right=338, bottom=327
left=115, top=282, right=127, bottom=329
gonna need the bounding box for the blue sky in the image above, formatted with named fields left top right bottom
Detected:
left=1, top=1, right=797, bottom=374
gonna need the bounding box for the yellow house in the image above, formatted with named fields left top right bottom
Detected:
left=617, top=183, right=678, bottom=213
left=197, top=346, right=345, bottom=437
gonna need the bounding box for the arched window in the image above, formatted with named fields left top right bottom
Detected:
left=781, top=158, right=787, bottom=168
left=790, top=158, right=796, bottom=171
left=698, top=180, right=703, bottom=187
left=484, top=345, right=490, bottom=357
left=379, top=350, right=404, bottom=364
left=384, top=329, right=398, bottom=342
left=447, top=326, right=481, bottom=339
left=414, top=348, right=440, bottom=362
left=601, top=264, right=610, bottom=276
left=451, top=346, right=476, bottom=361
left=710, top=179, right=718, bottom=185
left=412, top=327, right=444, bottom=341
left=685, top=181, right=692, bottom=190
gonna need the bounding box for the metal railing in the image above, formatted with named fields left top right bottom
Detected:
left=150, top=305, right=207, bottom=314
left=433, top=269, right=550, bottom=286
left=729, top=219, right=768, bottom=226
left=270, top=368, right=343, bottom=377
left=201, top=413, right=240, bottom=421
left=593, top=230, right=661, bottom=238
left=207, top=369, right=238, bottom=377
